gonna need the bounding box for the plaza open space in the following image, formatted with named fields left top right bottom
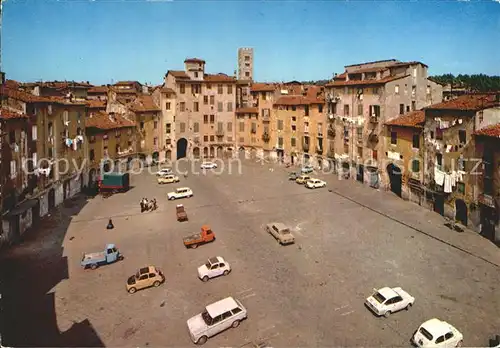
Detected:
left=1, top=159, right=499, bottom=347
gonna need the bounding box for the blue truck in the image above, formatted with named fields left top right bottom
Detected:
left=81, top=244, right=123, bottom=270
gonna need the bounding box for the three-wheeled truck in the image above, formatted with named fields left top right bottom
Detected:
left=183, top=225, right=215, bottom=249
left=176, top=204, right=188, bottom=222
left=99, top=173, right=130, bottom=194
left=81, top=244, right=124, bottom=270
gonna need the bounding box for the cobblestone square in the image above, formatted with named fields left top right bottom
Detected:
left=1, top=160, right=499, bottom=347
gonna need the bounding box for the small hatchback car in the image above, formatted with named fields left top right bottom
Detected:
left=126, top=266, right=164, bottom=294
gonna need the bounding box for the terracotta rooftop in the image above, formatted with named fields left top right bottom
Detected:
left=160, top=86, right=175, bottom=94
left=348, top=66, right=387, bottom=74
left=274, top=95, right=323, bottom=106
left=333, top=73, right=347, bottom=80
left=385, top=110, right=425, bottom=128
left=250, top=83, right=276, bottom=92
left=128, top=95, right=160, bottom=112
left=235, top=107, right=258, bottom=114
left=425, top=93, right=500, bottom=111
left=2, top=87, right=53, bottom=103
left=85, top=111, right=135, bottom=130
left=86, top=99, right=107, bottom=108
left=325, top=74, right=409, bottom=87
left=204, top=73, right=236, bottom=83
left=0, top=107, right=29, bottom=120
left=184, top=58, right=205, bottom=64
left=88, top=86, right=109, bottom=94
left=167, top=70, right=190, bottom=80
left=5, top=79, right=20, bottom=89
left=474, top=124, right=500, bottom=138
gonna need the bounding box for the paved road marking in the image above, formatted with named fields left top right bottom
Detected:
left=237, top=288, right=254, bottom=295
left=334, top=304, right=349, bottom=311
left=341, top=310, right=355, bottom=316
left=240, top=292, right=256, bottom=300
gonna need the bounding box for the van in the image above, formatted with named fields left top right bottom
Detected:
left=187, top=296, right=247, bottom=345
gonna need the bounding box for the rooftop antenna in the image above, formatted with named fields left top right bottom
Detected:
left=0, top=0, right=4, bottom=81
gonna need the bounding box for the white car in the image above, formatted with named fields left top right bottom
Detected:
left=198, top=256, right=231, bottom=282
left=365, top=287, right=415, bottom=317
left=200, top=161, right=218, bottom=169
left=412, top=318, right=463, bottom=348
left=305, top=179, right=326, bottom=189
left=156, top=168, right=173, bottom=176
left=187, top=297, right=247, bottom=345
left=167, top=187, right=193, bottom=200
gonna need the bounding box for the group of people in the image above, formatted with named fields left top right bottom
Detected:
left=140, top=197, right=157, bottom=212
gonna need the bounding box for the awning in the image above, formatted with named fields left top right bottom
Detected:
left=6, top=199, right=38, bottom=216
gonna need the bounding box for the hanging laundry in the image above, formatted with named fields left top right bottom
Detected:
left=65, top=138, right=73, bottom=147
left=458, top=119, right=463, bottom=124
left=450, top=171, right=457, bottom=187
left=72, top=140, right=77, bottom=150
left=434, top=168, right=445, bottom=186
left=446, top=145, right=452, bottom=153
left=444, top=174, right=453, bottom=193
left=457, top=170, right=466, bottom=182
left=76, top=135, right=84, bottom=143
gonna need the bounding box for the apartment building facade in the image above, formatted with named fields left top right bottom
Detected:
left=384, top=110, right=426, bottom=201
left=152, top=85, right=176, bottom=162
left=421, top=94, right=500, bottom=233
left=324, top=59, right=443, bottom=187
left=85, top=111, right=137, bottom=187
left=164, top=58, right=237, bottom=160
left=474, top=123, right=500, bottom=243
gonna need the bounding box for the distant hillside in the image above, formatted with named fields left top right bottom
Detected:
left=429, top=74, right=500, bottom=92
left=299, top=80, right=330, bottom=86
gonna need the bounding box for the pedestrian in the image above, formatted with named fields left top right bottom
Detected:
left=107, top=218, right=114, bottom=230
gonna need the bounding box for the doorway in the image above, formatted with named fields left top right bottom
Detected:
left=386, top=163, right=402, bottom=197
left=48, top=188, right=55, bottom=210
left=176, top=138, right=188, bottom=159
left=455, top=199, right=468, bottom=226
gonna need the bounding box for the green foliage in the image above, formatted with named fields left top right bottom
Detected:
left=429, top=74, right=500, bottom=92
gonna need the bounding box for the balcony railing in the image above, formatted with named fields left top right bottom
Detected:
left=215, top=129, right=224, bottom=137
left=303, top=143, right=310, bottom=152
left=316, top=147, right=323, bottom=155
left=328, top=127, right=336, bottom=138
left=370, top=116, right=379, bottom=124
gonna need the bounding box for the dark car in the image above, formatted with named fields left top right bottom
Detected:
left=288, top=172, right=300, bottom=180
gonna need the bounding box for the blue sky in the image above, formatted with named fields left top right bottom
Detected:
left=2, top=0, right=500, bottom=85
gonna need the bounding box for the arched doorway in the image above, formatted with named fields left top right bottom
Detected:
left=250, top=147, right=257, bottom=159
left=177, top=138, right=188, bottom=159
left=193, top=147, right=200, bottom=159
left=217, top=146, right=223, bottom=158
left=387, top=163, right=402, bottom=197
left=210, top=147, right=215, bottom=158
left=152, top=151, right=159, bottom=163
left=165, top=150, right=172, bottom=162
left=227, top=148, right=233, bottom=159
left=48, top=188, right=55, bottom=210
left=203, top=147, right=209, bottom=158
left=238, top=147, right=245, bottom=159
left=455, top=199, right=468, bottom=226
left=303, top=154, right=310, bottom=165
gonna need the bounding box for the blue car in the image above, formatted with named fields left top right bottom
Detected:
left=301, top=165, right=314, bottom=174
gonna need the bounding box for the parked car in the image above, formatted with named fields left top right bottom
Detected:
left=365, top=287, right=415, bottom=317
left=296, top=175, right=311, bottom=184
left=198, top=256, right=231, bottom=282
left=81, top=244, right=123, bottom=270
left=201, top=161, right=218, bottom=169
left=167, top=187, right=193, bottom=200
left=156, top=168, right=173, bottom=176
left=126, top=266, right=165, bottom=294
left=288, top=172, right=300, bottom=180
left=411, top=318, right=463, bottom=348
left=301, top=165, right=314, bottom=174
left=187, top=296, right=247, bottom=345
left=305, top=178, right=326, bottom=189
left=183, top=225, right=216, bottom=249
left=265, top=222, right=295, bottom=245
left=158, top=174, right=179, bottom=184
